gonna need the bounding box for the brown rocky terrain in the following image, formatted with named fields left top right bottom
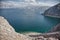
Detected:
left=0, top=16, right=31, bottom=40
left=0, top=16, right=60, bottom=40
left=50, top=23, right=60, bottom=32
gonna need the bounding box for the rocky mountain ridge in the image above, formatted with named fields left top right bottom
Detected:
left=43, top=3, right=60, bottom=18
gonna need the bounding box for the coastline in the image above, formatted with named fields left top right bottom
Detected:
left=0, top=16, right=60, bottom=40
left=42, top=14, right=60, bottom=18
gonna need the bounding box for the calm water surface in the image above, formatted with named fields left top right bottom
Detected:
left=0, top=8, right=60, bottom=33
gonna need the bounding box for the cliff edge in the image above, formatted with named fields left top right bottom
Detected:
left=0, top=16, right=31, bottom=40
left=0, top=16, right=59, bottom=40
left=50, top=23, right=60, bottom=32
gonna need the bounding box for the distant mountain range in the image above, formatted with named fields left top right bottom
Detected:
left=43, top=3, right=60, bottom=18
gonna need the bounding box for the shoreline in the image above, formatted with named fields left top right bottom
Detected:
left=42, top=14, right=60, bottom=18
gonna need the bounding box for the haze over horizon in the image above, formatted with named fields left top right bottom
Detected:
left=0, top=0, right=60, bottom=8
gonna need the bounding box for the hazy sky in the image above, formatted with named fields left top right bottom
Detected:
left=1, top=0, right=60, bottom=2
left=0, top=0, right=59, bottom=4
left=0, top=0, right=60, bottom=8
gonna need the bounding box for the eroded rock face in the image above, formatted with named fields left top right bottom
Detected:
left=50, top=23, right=60, bottom=32
left=0, top=16, right=31, bottom=40
left=43, top=3, right=60, bottom=18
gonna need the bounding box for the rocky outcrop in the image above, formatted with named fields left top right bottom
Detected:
left=49, top=23, right=60, bottom=40
left=0, top=16, right=31, bottom=40
left=28, top=32, right=60, bottom=40
left=50, top=23, right=60, bottom=32
left=43, top=3, right=60, bottom=18
left=0, top=16, right=59, bottom=40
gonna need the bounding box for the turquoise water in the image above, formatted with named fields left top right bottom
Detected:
left=0, top=8, right=60, bottom=33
